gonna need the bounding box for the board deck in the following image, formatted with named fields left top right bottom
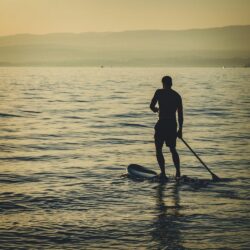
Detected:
left=127, top=164, right=158, bottom=179
left=127, top=164, right=211, bottom=186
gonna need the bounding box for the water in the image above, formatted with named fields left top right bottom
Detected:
left=0, top=67, right=249, bottom=249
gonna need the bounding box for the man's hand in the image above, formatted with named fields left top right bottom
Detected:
left=177, top=128, right=183, bottom=139
left=151, top=107, right=159, bottom=113
left=154, top=107, right=159, bottom=113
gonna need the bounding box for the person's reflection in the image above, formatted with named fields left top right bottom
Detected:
left=151, top=182, right=185, bottom=250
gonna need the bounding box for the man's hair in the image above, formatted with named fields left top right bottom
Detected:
left=162, top=76, right=172, bottom=88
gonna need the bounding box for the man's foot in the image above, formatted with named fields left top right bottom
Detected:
left=175, top=175, right=182, bottom=181
left=158, top=173, right=168, bottom=181
left=175, top=171, right=181, bottom=179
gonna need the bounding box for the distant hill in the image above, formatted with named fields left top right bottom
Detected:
left=0, top=25, right=250, bottom=67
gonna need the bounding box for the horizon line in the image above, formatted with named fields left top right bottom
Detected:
left=1, top=24, right=250, bottom=38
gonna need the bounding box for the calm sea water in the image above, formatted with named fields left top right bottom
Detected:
left=0, top=67, right=249, bottom=250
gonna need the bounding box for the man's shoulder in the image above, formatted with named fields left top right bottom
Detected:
left=154, top=88, right=162, bottom=96
left=171, top=89, right=182, bottom=99
left=155, top=88, right=182, bottom=100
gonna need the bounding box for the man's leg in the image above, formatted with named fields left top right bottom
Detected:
left=155, top=136, right=166, bottom=177
left=170, top=147, right=181, bottom=177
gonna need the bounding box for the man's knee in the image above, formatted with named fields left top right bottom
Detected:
left=155, top=139, right=163, bottom=156
left=170, top=147, right=177, bottom=154
left=156, top=149, right=163, bottom=157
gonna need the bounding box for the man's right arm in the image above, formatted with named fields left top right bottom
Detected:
left=150, top=90, right=159, bottom=113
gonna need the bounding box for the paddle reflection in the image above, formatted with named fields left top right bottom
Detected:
left=151, top=182, right=185, bottom=250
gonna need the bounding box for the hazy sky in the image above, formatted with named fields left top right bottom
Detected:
left=0, top=0, right=250, bottom=35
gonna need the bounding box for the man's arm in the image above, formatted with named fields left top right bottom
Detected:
left=177, top=96, right=183, bottom=138
left=150, top=90, right=159, bottom=113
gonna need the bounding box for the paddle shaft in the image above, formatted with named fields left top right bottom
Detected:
left=180, top=138, right=215, bottom=176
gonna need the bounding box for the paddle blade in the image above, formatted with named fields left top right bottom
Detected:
left=212, top=173, right=221, bottom=182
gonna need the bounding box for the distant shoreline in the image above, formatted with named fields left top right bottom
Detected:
left=1, top=24, right=250, bottom=37
left=1, top=25, right=249, bottom=68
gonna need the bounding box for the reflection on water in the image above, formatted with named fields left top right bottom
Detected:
left=0, top=67, right=249, bottom=249
left=152, top=183, right=184, bottom=250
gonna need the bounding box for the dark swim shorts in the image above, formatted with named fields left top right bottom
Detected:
left=154, top=119, right=177, bottom=147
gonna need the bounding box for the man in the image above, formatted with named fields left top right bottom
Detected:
left=150, top=76, right=183, bottom=180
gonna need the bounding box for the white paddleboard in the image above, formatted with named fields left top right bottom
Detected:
left=127, top=164, right=157, bottom=179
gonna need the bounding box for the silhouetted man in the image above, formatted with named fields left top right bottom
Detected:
left=150, top=76, right=183, bottom=179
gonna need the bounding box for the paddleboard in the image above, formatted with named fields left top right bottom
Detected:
left=127, top=164, right=158, bottom=179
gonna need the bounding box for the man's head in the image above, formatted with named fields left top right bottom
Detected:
left=162, top=76, right=172, bottom=89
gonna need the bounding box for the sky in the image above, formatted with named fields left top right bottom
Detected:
left=0, top=0, right=250, bottom=36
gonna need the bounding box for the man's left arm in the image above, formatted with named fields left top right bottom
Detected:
left=177, top=96, right=183, bottom=138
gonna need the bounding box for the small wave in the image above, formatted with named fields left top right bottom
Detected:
left=213, top=189, right=241, bottom=200
left=0, top=202, right=31, bottom=212
left=75, top=100, right=89, bottom=102
left=113, top=113, right=143, bottom=118
left=187, top=108, right=230, bottom=117
left=119, top=123, right=149, bottom=128
left=21, top=110, right=42, bottom=114
left=45, top=134, right=62, bottom=138
left=48, top=99, right=68, bottom=103
left=205, top=111, right=230, bottom=117
left=0, top=112, right=22, bottom=118
left=100, top=138, right=139, bottom=144
left=105, top=80, right=127, bottom=84
left=0, top=155, right=60, bottom=162
left=28, top=145, right=70, bottom=151
left=0, top=173, right=39, bottom=184
left=58, top=175, right=78, bottom=179
left=63, top=116, right=85, bottom=119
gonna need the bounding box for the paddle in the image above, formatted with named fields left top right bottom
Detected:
left=180, top=137, right=220, bottom=181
